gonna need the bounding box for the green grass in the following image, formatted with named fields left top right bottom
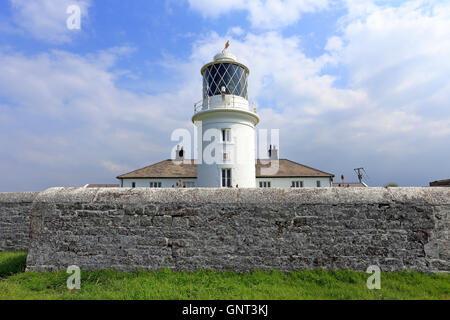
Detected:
left=0, top=252, right=27, bottom=278
left=0, top=252, right=448, bottom=300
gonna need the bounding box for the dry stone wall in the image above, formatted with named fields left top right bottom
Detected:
left=0, top=192, right=39, bottom=251
left=25, top=187, right=449, bottom=273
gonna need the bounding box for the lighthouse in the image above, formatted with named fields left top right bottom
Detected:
left=117, top=44, right=335, bottom=189
left=192, top=44, right=259, bottom=188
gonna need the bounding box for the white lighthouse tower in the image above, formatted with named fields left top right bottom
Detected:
left=192, top=43, right=259, bottom=188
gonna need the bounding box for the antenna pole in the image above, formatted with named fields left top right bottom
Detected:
left=354, top=167, right=364, bottom=183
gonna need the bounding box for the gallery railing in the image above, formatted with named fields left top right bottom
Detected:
left=194, top=96, right=257, bottom=114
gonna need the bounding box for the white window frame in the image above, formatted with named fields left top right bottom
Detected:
left=292, top=181, right=304, bottom=188
left=150, top=182, right=162, bottom=188
left=221, top=128, right=231, bottom=142
left=259, top=181, right=271, bottom=188
left=221, top=168, right=232, bottom=187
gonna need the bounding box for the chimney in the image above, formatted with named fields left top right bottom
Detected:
left=268, top=145, right=279, bottom=160
left=175, top=145, right=184, bottom=161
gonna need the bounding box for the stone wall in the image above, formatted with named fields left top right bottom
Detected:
left=26, top=187, right=449, bottom=273
left=0, top=192, right=39, bottom=251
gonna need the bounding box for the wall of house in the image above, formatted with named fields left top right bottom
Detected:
left=120, top=179, right=197, bottom=188
left=0, top=192, right=39, bottom=251
left=256, top=177, right=332, bottom=188
left=120, top=177, right=332, bottom=188
left=26, top=187, right=449, bottom=273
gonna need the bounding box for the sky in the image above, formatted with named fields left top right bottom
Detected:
left=0, top=0, right=449, bottom=191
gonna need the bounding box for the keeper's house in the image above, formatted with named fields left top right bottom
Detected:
left=117, top=157, right=334, bottom=189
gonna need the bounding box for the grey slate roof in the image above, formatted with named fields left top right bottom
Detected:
left=429, top=179, right=450, bottom=187
left=117, top=159, right=334, bottom=179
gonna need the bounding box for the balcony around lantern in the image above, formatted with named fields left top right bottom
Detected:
left=194, top=95, right=257, bottom=115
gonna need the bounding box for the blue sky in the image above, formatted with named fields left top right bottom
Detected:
left=0, top=0, right=449, bottom=191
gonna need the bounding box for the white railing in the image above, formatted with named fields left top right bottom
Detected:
left=194, top=96, right=257, bottom=114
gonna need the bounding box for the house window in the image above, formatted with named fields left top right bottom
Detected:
left=291, top=181, right=304, bottom=188
left=221, top=129, right=231, bottom=142
left=316, top=181, right=321, bottom=187
left=150, top=182, right=162, bottom=188
left=131, top=182, right=136, bottom=188
left=259, top=181, right=271, bottom=188
left=221, top=169, right=232, bottom=187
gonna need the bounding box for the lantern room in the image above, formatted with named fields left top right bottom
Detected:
left=201, top=51, right=249, bottom=101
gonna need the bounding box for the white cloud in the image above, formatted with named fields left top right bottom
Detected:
left=229, top=26, right=245, bottom=36
left=315, top=0, right=450, bottom=184
left=0, top=47, right=200, bottom=191
left=187, top=0, right=330, bottom=29
left=10, top=0, right=91, bottom=43
left=325, top=36, right=343, bottom=52
left=329, top=0, right=450, bottom=132
left=101, top=160, right=131, bottom=173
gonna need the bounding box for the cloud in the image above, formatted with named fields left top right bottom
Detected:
left=101, top=160, right=131, bottom=173
left=9, top=0, right=91, bottom=43
left=187, top=0, right=330, bottom=29
left=317, top=0, right=450, bottom=184
left=0, top=46, right=200, bottom=191
left=329, top=0, right=450, bottom=135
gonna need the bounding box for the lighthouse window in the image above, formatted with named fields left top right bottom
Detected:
left=203, top=63, right=248, bottom=99
left=222, top=129, right=231, bottom=142
left=221, top=169, right=232, bottom=187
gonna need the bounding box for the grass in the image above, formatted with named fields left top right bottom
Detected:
left=0, top=252, right=448, bottom=300
left=0, top=252, right=27, bottom=278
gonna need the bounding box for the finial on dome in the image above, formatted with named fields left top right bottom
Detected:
left=214, top=41, right=236, bottom=62
left=222, top=40, right=230, bottom=54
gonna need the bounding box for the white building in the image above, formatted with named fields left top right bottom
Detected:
left=117, top=47, right=334, bottom=188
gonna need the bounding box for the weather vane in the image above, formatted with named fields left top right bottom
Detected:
left=223, top=40, right=230, bottom=53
